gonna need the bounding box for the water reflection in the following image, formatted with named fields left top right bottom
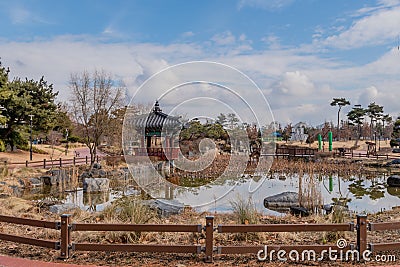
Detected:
left=150, top=172, right=400, bottom=214
left=16, top=172, right=400, bottom=215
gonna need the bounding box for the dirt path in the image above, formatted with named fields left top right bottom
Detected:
left=0, top=144, right=108, bottom=165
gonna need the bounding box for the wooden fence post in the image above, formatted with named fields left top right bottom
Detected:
left=25, top=160, right=28, bottom=167
left=73, top=157, right=76, bottom=166
left=43, top=159, right=46, bottom=169
left=60, top=214, right=71, bottom=259
left=357, top=214, right=368, bottom=256
left=59, top=158, right=62, bottom=167
left=204, top=216, right=214, bottom=263
left=86, top=156, right=88, bottom=165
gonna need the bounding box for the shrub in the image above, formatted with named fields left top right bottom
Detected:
left=68, top=135, right=81, bottom=143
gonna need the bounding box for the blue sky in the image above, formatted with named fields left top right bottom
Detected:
left=1, top=0, right=400, bottom=125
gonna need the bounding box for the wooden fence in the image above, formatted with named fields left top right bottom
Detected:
left=2, top=155, right=126, bottom=169
left=0, top=214, right=399, bottom=263
left=342, top=151, right=400, bottom=160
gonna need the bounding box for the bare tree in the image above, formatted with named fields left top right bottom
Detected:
left=69, top=70, right=124, bottom=165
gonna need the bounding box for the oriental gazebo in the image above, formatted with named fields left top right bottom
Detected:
left=131, top=101, right=181, bottom=161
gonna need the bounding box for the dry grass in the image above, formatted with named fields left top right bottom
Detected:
left=99, top=196, right=158, bottom=243
left=229, top=195, right=259, bottom=225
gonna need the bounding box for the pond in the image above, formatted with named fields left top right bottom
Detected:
left=146, top=172, right=398, bottom=215
left=15, top=171, right=400, bottom=215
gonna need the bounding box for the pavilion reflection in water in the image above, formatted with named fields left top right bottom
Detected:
left=124, top=101, right=182, bottom=200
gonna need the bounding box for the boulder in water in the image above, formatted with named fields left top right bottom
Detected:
left=144, top=199, right=184, bottom=217
left=83, top=178, right=110, bottom=192
left=387, top=175, right=400, bottom=187
left=264, top=191, right=299, bottom=208
left=49, top=203, right=79, bottom=214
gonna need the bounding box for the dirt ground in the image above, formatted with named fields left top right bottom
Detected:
left=0, top=143, right=87, bottom=163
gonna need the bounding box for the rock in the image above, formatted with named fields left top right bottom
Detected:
left=144, top=199, right=184, bottom=217
left=290, top=206, right=309, bottom=217
left=29, top=178, right=42, bottom=187
left=49, top=203, right=79, bottom=214
left=83, top=178, right=110, bottom=192
left=40, top=175, right=56, bottom=186
left=92, top=169, right=107, bottom=178
left=93, top=162, right=102, bottom=169
left=387, top=175, right=400, bottom=187
left=323, top=203, right=334, bottom=214
left=389, top=159, right=400, bottom=165
left=9, top=185, right=21, bottom=196
left=18, top=179, right=25, bottom=188
left=264, top=191, right=299, bottom=208
left=46, top=170, right=58, bottom=176
left=79, top=171, right=91, bottom=179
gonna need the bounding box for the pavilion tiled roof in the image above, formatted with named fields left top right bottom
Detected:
left=130, top=101, right=182, bottom=132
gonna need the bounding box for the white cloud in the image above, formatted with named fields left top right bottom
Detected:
left=321, top=4, right=400, bottom=49
left=237, top=0, right=294, bottom=10
left=211, top=31, right=236, bottom=46
left=358, top=86, right=379, bottom=106
left=261, top=34, right=281, bottom=49
left=182, top=31, right=195, bottom=38
left=277, top=71, right=315, bottom=96
left=0, top=37, right=200, bottom=102
left=9, top=6, right=48, bottom=25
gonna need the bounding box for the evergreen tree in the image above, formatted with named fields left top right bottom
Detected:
left=330, top=97, right=350, bottom=141
left=0, top=61, right=58, bottom=149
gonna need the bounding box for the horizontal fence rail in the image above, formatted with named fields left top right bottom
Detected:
left=0, top=215, right=60, bottom=229
left=369, top=220, right=400, bottom=253
left=0, top=233, right=60, bottom=249
left=0, top=214, right=60, bottom=250
left=1, top=214, right=400, bottom=263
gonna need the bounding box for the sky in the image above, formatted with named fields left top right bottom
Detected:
left=1, top=0, right=400, bottom=126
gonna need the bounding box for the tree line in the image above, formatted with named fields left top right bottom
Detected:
left=1, top=59, right=400, bottom=166
left=0, top=61, right=125, bottom=165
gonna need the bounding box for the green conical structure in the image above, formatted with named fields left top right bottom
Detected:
left=328, top=131, right=333, bottom=152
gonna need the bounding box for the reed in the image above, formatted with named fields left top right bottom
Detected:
left=101, top=196, right=157, bottom=242
left=229, top=195, right=259, bottom=225
left=229, top=195, right=262, bottom=241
